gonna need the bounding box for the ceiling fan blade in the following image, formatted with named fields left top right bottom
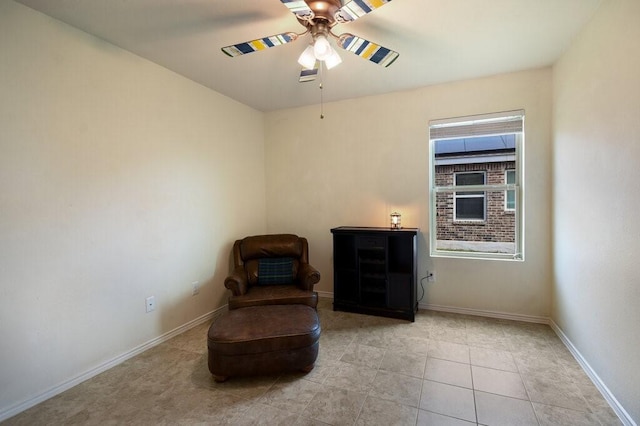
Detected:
left=299, top=61, right=319, bottom=83
left=221, top=32, right=299, bottom=57
left=280, top=0, right=315, bottom=22
left=337, top=33, right=399, bottom=67
left=334, top=0, right=392, bottom=24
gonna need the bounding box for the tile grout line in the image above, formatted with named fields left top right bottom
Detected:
left=502, top=321, right=541, bottom=425
left=467, top=323, right=480, bottom=426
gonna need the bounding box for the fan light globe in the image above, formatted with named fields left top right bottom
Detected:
left=298, top=33, right=342, bottom=70
left=313, top=35, right=332, bottom=60
left=324, top=49, right=342, bottom=69
left=297, top=45, right=316, bottom=69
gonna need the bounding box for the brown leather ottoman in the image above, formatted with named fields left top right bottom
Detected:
left=207, top=304, right=321, bottom=382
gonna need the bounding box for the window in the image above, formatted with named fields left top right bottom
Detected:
left=429, top=110, right=524, bottom=260
left=505, top=169, right=515, bottom=211
left=454, top=172, right=486, bottom=221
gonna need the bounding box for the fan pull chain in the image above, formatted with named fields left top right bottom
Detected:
left=320, top=83, right=324, bottom=119
left=319, top=62, right=324, bottom=119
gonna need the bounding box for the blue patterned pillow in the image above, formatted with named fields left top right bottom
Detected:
left=257, top=257, right=294, bottom=285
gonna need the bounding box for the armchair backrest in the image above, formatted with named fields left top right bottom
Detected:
left=233, top=234, right=309, bottom=286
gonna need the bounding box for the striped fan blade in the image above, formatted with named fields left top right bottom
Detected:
left=337, top=33, right=399, bottom=67
left=334, top=0, right=392, bottom=23
left=221, top=32, right=298, bottom=57
left=299, top=61, right=319, bottom=83
left=280, top=0, right=315, bottom=22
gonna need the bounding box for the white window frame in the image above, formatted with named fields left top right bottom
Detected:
left=454, top=171, right=486, bottom=221
left=505, top=169, right=516, bottom=211
left=429, top=110, right=524, bottom=261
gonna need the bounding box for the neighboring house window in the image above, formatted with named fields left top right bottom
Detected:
left=429, top=110, right=524, bottom=260
left=505, top=169, right=515, bottom=211
left=454, top=172, right=486, bottom=220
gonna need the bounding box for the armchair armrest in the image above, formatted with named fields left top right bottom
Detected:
left=224, top=267, right=248, bottom=296
left=296, top=263, right=321, bottom=291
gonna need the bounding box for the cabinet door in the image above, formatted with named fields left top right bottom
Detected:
left=334, top=235, right=357, bottom=269
left=387, top=234, right=415, bottom=310
left=387, top=273, right=411, bottom=309
left=333, top=234, right=358, bottom=303
left=387, top=235, right=414, bottom=274
left=335, top=269, right=359, bottom=303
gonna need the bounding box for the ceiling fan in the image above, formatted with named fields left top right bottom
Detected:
left=221, top=0, right=399, bottom=82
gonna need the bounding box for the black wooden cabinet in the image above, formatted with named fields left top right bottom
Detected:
left=331, top=227, right=418, bottom=321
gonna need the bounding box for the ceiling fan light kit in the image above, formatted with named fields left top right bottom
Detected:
left=221, top=0, right=399, bottom=82
left=297, top=31, right=342, bottom=70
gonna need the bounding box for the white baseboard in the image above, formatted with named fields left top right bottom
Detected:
left=0, top=306, right=226, bottom=423
left=419, top=302, right=549, bottom=324
left=323, top=292, right=547, bottom=324
left=549, top=320, right=636, bottom=426
left=316, top=290, right=334, bottom=299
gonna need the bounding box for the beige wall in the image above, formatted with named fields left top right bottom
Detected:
left=0, top=0, right=266, bottom=416
left=552, top=0, right=640, bottom=422
left=265, top=68, right=553, bottom=319
left=4, top=0, right=637, bottom=422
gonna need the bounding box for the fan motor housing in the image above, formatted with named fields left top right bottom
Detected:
left=299, top=0, right=342, bottom=27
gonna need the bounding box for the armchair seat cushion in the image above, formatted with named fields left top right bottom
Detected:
left=228, top=285, right=318, bottom=310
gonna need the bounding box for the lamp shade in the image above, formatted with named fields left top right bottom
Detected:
left=298, top=35, right=342, bottom=71
left=313, top=35, right=332, bottom=60
left=324, top=48, right=342, bottom=69
left=297, top=45, right=316, bottom=69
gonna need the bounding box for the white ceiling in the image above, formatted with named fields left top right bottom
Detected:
left=16, top=0, right=602, bottom=112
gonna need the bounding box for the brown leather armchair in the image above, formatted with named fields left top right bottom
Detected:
left=224, top=234, right=320, bottom=310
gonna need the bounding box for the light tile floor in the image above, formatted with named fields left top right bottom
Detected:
left=5, top=299, right=621, bottom=425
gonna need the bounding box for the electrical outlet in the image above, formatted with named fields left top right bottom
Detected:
left=192, top=281, right=200, bottom=296
left=427, top=271, right=436, bottom=282
left=145, top=296, right=156, bottom=313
